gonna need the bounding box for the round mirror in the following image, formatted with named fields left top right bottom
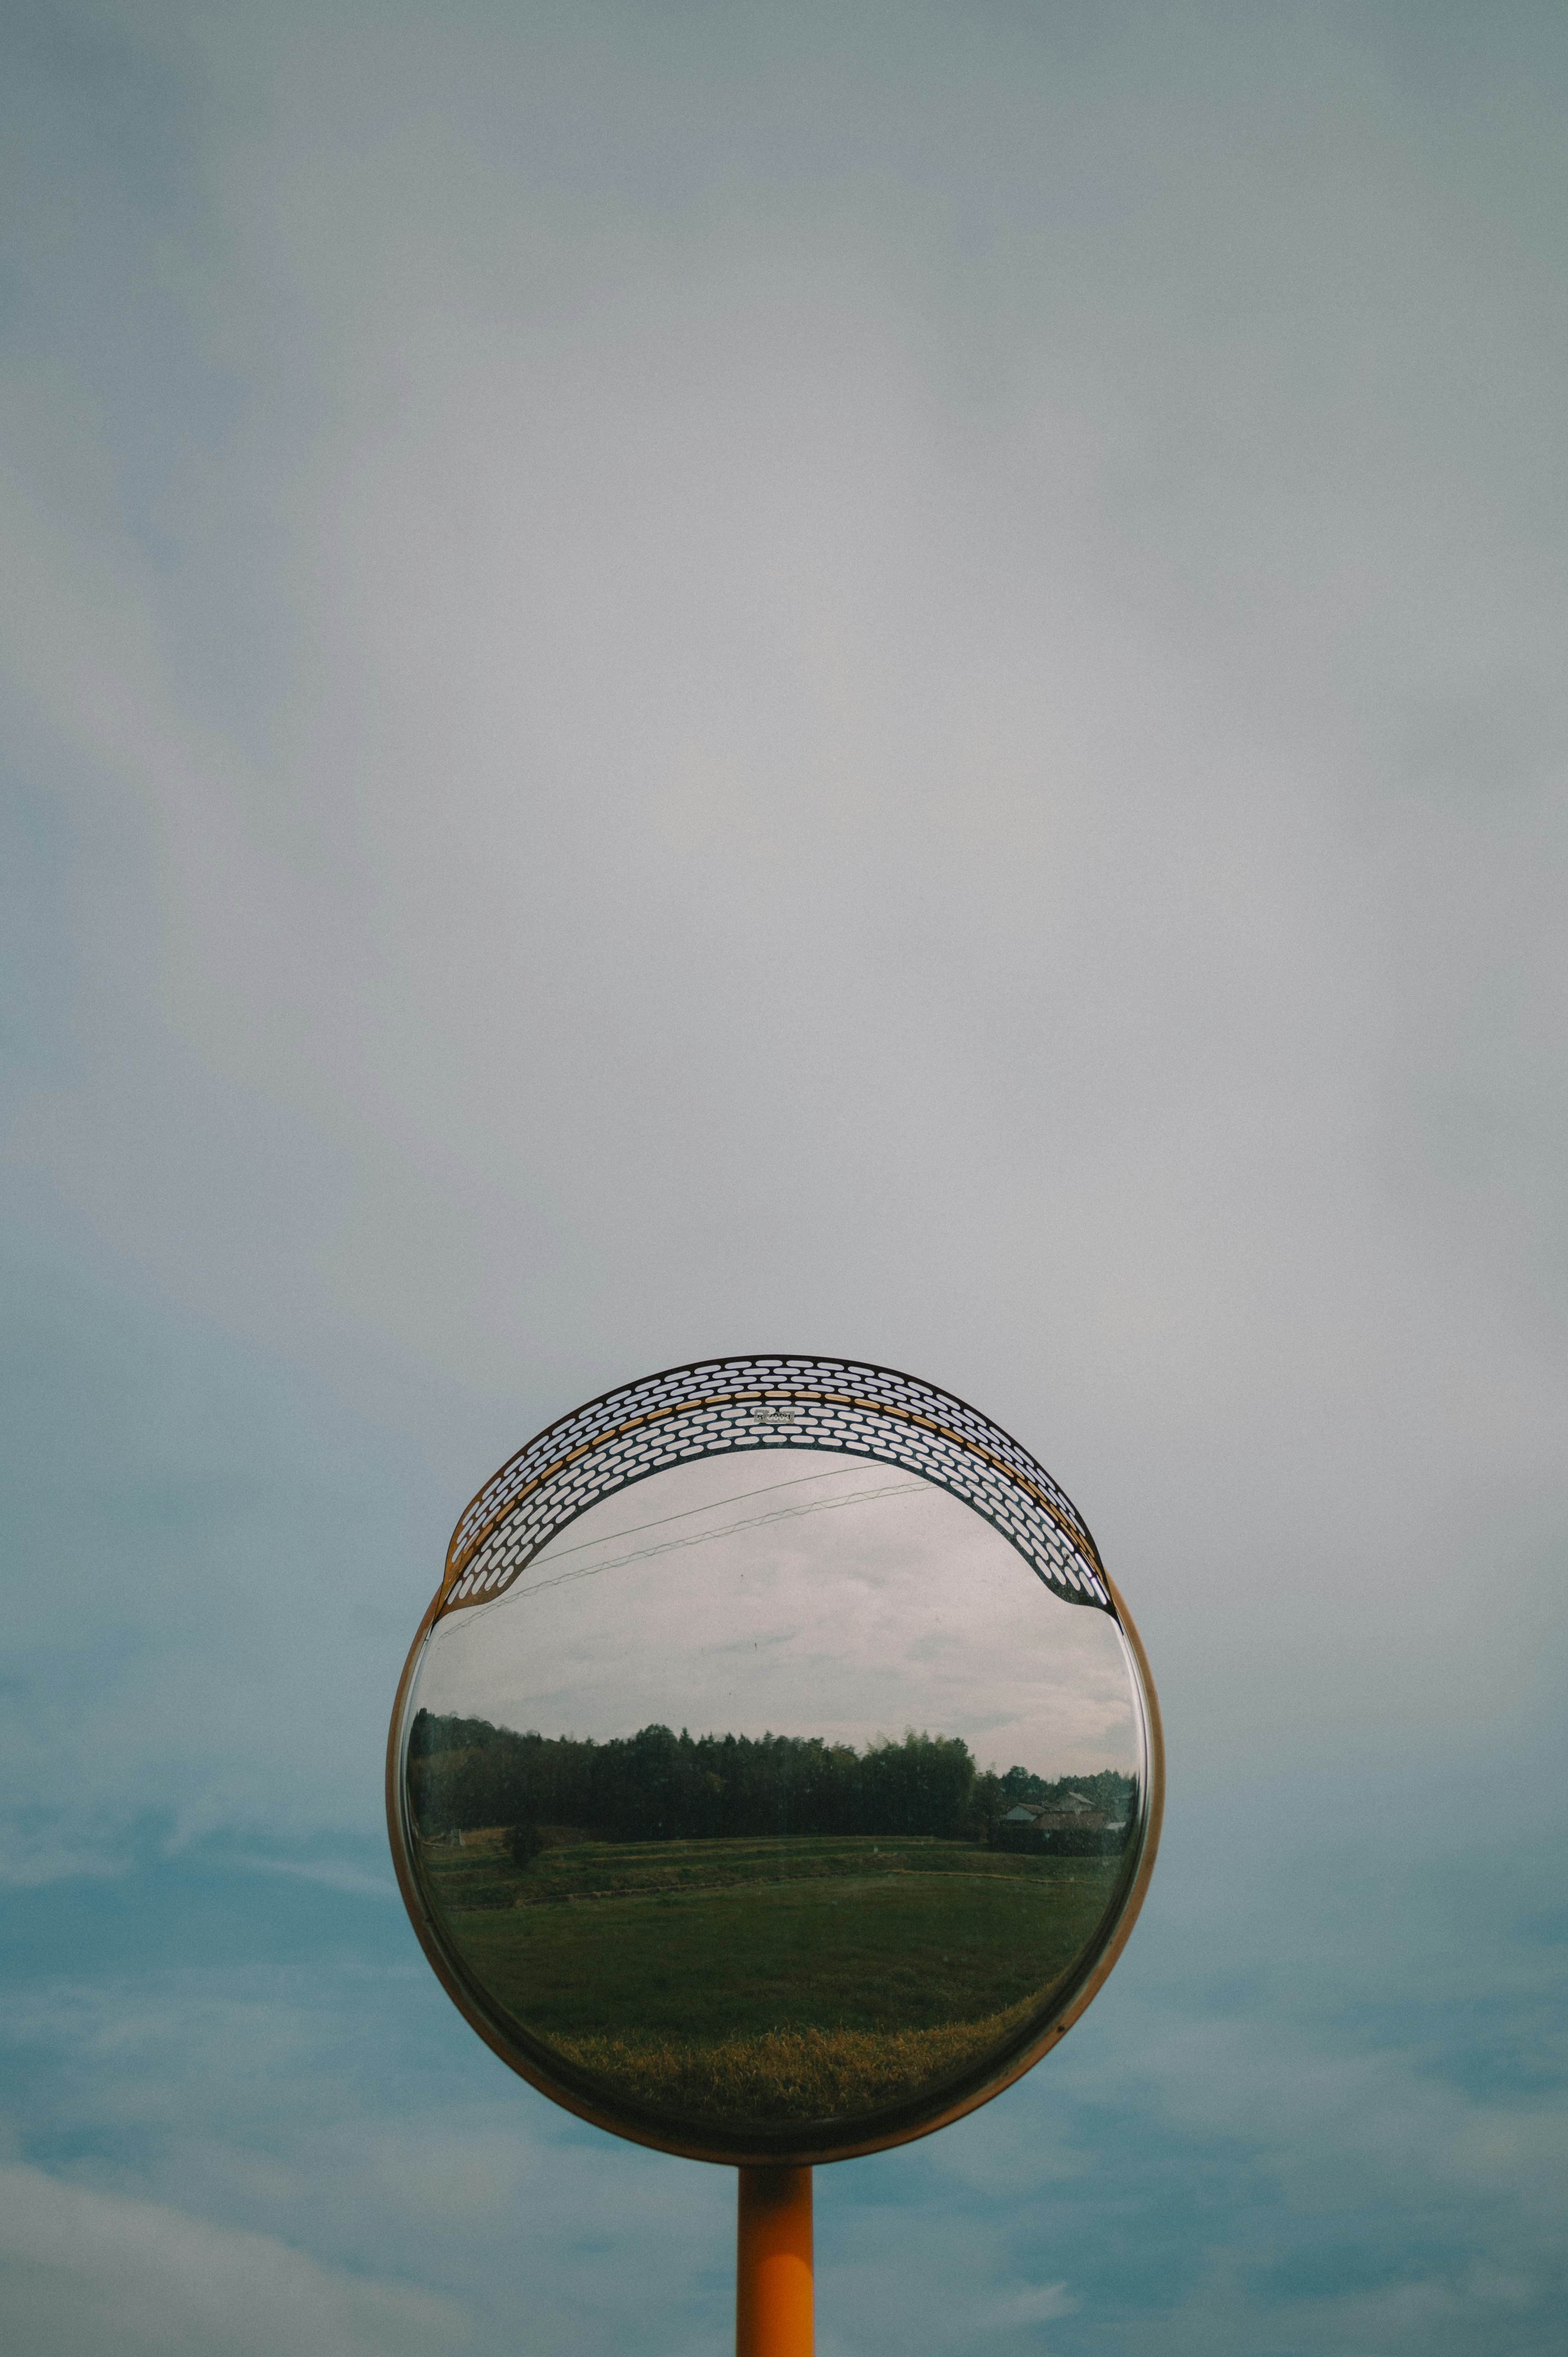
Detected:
left=387, top=1358, right=1162, bottom=2164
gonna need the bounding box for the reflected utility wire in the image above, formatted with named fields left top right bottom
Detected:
left=508, top=1477, right=929, bottom=1603
left=508, top=1459, right=891, bottom=1566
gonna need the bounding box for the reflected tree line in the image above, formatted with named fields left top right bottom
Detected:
left=409, top=1711, right=1135, bottom=1851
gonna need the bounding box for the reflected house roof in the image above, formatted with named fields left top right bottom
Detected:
left=1002, top=1790, right=1096, bottom=1823
left=1000, top=1791, right=1114, bottom=1833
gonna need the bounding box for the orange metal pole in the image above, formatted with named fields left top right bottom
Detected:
left=736, top=2166, right=813, bottom=2357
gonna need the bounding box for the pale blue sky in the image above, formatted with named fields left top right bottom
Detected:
left=2, top=4, right=1566, bottom=2352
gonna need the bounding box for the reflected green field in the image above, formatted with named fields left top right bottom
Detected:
left=418, top=1831, right=1121, bottom=2123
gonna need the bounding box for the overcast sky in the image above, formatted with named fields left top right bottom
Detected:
left=2, top=4, right=1566, bottom=2353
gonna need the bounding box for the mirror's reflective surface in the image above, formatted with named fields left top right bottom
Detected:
left=398, top=1448, right=1149, bottom=2143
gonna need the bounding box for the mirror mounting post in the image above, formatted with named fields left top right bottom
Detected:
left=737, top=2166, right=813, bottom=2357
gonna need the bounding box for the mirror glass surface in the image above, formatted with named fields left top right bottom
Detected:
left=399, top=1447, right=1148, bottom=2143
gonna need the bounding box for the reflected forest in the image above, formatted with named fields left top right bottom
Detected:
left=407, top=1711, right=1137, bottom=2134
left=410, top=1711, right=1134, bottom=1852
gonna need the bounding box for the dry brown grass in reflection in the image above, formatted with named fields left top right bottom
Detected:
left=553, top=2002, right=1041, bottom=2121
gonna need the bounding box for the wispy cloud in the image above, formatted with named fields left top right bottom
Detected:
left=0, top=2161, right=472, bottom=2357
left=223, top=1855, right=400, bottom=1900
left=979, top=2279, right=1077, bottom=2328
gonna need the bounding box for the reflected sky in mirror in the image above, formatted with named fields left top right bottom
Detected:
left=415, top=1451, right=1137, bottom=1778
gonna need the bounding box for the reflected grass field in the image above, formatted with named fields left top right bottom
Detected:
left=418, top=1831, right=1121, bottom=2122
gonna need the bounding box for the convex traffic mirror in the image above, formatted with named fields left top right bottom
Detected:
left=388, top=1357, right=1163, bottom=2165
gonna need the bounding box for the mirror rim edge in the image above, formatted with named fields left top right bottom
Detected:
left=385, top=1422, right=1164, bottom=2167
